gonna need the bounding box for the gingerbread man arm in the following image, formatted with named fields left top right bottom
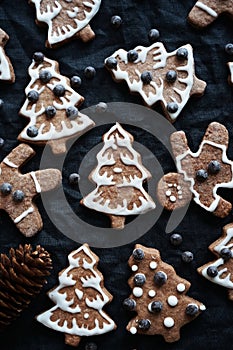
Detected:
left=3, top=144, right=35, bottom=169
left=31, top=169, right=61, bottom=192
left=170, top=131, right=190, bottom=159
left=203, top=122, right=229, bottom=147
left=188, top=1, right=222, bottom=28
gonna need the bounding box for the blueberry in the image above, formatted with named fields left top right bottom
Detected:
left=186, top=304, right=199, bottom=316
left=27, top=126, right=38, bottom=138
left=150, top=301, right=163, bottom=313
left=127, top=50, right=138, bottom=63
left=141, top=71, right=153, bottom=84
left=0, top=183, right=12, bottom=195
left=134, top=273, right=146, bottom=286
left=85, top=343, right=98, bottom=350
left=220, top=248, right=232, bottom=261
left=167, top=102, right=178, bottom=113
left=53, top=84, right=65, bottom=97
left=207, top=160, right=221, bottom=174
left=27, top=90, right=39, bottom=103
left=122, top=298, right=136, bottom=311
left=105, top=57, right=118, bottom=70
left=154, top=271, right=167, bottom=286
left=95, top=102, right=107, bottom=113
left=138, top=319, right=151, bottom=330
left=12, top=190, right=25, bottom=202
left=132, top=248, right=145, bottom=261
left=225, top=43, right=233, bottom=55
left=69, top=173, right=80, bottom=185
left=181, top=251, right=194, bottom=263
left=45, top=106, right=56, bottom=118
left=176, top=48, right=188, bottom=60
left=0, top=137, right=5, bottom=148
left=170, top=233, right=183, bottom=246
left=66, top=106, right=79, bottom=119
left=39, top=70, right=52, bottom=83
left=0, top=99, right=4, bottom=109
left=207, top=266, right=218, bottom=277
left=196, top=169, right=208, bottom=182
left=111, top=15, right=122, bottom=28
left=70, top=76, right=82, bottom=89
left=33, top=52, right=44, bottom=63
left=84, top=66, right=96, bottom=79
left=166, top=70, right=177, bottom=83
left=148, top=28, right=160, bottom=43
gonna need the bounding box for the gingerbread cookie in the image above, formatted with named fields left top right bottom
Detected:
left=37, top=244, right=116, bottom=347
left=124, top=244, right=205, bottom=342
left=157, top=122, right=233, bottom=218
left=228, top=62, right=233, bottom=85
left=29, top=0, right=101, bottom=48
left=188, top=1, right=233, bottom=28
left=18, top=53, right=95, bottom=154
left=0, top=143, right=61, bottom=237
left=105, top=43, right=206, bottom=123
left=198, top=223, right=233, bottom=301
left=81, top=123, right=156, bottom=229
left=0, top=29, right=15, bottom=83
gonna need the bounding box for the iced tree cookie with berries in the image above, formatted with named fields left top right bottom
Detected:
left=0, top=28, right=15, bottom=83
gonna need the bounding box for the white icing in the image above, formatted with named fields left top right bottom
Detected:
left=3, top=157, right=18, bottom=168
left=84, top=313, right=89, bottom=319
left=148, top=302, right=152, bottom=312
left=130, top=326, right=137, bottom=334
left=166, top=190, right=172, bottom=196
left=19, top=56, right=94, bottom=142
left=149, top=261, right=157, bottom=270
left=195, top=1, right=218, bottom=18
left=37, top=244, right=115, bottom=336
left=170, top=195, right=176, bottom=202
left=229, top=62, right=233, bottom=85
left=14, top=207, right=34, bottom=223
left=30, top=171, right=41, bottom=193
left=113, top=167, right=123, bottom=173
left=0, top=47, right=11, bottom=81
left=200, top=304, right=206, bottom=311
left=177, top=283, right=185, bottom=292
left=133, top=287, right=143, bottom=298
left=163, top=317, right=174, bottom=328
left=167, top=295, right=178, bottom=307
left=82, top=123, right=156, bottom=216
left=148, top=290, right=156, bottom=298
left=31, top=0, right=101, bottom=46
left=132, top=265, right=138, bottom=272
left=176, top=140, right=233, bottom=212
left=177, top=185, right=181, bottom=190
left=106, top=43, right=196, bottom=121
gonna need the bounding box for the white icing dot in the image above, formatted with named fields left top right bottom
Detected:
left=166, top=190, right=172, bottom=197
left=177, top=185, right=181, bottom=190
left=177, top=283, right=185, bottom=292
left=84, top=313, right=89, bottom=319
left=113, top=167, right=122, bottom=173
left=174, top=184, right=177, bottom=187
left=168, top=183, right=173, bottom=187
left=178, top=190, right=182, bottom=195
left=150, top=261, right=157, bottom=269
left=200, top=304, right=206, bottom=311
left=164, top=317, right=175, bottom=328
left=130, top=326, right=137, bottom=334
left=167, top=295, right=178, bottom=307
left=133, top=287, right=143, bottom=298
left=148, top=290, right=156, bottom=298
left=170, top=195, right=177, bottom=202
left=132, top=265, right=138, bottom=272
left=178, top=196, right=183, bottom=200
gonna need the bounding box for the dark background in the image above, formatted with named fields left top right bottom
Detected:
left=0, top=0, right=233, bottom=349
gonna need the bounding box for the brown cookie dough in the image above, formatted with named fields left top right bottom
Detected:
left=0, top=29, right=15, bottom=83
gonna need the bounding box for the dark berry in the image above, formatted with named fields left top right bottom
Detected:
left=12, top=190, right=25, bottom=202
left=53, top=84, right=65, bottom=97
left=27, top=126, right=38, bottom=138
left=70, top=76, right=82, bottom=89
left=85, top=343, right=98, bottom=350
left=154, top=271, right=167, bottom=286
left=33, top=52, right=44, bottom=63
left=207, top=160, right=221, bottom=174
left=176, top=48, right=188, bottom=60
left=69, top=173, right=80, bottom=185
left=0, top=183, right=12, bottom=195
left=167, top=102, right=178, bottom=113
left=127, top=50, right=138, bottom=62
left=141, top=71, right=153, bottom=84
left=220, top=248, right=232, bottom=261
left=27, top=90, right=39, bottom=103
left=181, top=251, right=194, bottom=263
left=207, top=266, right=218, bottom=277
left=148, top=28, right=160, bottom=43
left=166, top=70, right=177, bottom=83
left=186, top=304, right=199, bottom=316
left=105, top=57, right=118, bottom=69
left=132, top=248, right=145, bottom=261
left=122, top=298, right=136, bottom=311
left=138, top=319, right=151, bottom=331
left=150, top=301, right=163, bottom=313
left=45, top=106, right=56, bottom=118
left=111, top=15, right=122, bottom=28
left=0, top=99, right=4, bottom=109
left=84, top=66, right=96, bottom=79
left=225, top=43, right=233, bottom=55
left=196, top=169, right=208, bottom=182
left=66, top=106, right=79, bottom=119
left=0, top=138, right=5, bottom=148
left=95, top=102, right=107, bottom=113
left=170, top=233, right=183, bottom=246
left=134, top=273, right=146, bottom=286
left=39, top=70, right=52, bottom=83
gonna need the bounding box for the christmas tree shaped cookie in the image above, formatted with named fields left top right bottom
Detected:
left=18, top=53, right=95, bottom=154
left=81, top=123, right=155, bottom=229
left=124, top=245, right=205, bottom=342
left=198, top=223, right=233, bottom=301
left=0, top=28, right=15, bottom=83
left=29, top=0, right=102, bottom=48
left=37, top=244, right=116, bottom=347
left=105, top=43, right=206, bottom=123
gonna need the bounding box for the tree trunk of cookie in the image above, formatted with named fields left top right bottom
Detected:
left=191, top=76, right=207, bottom=96
left=65, top=334, right=81, bottom=347
left=109, top=215, right=125, bottom=229
left=48, top=139, right=67, bottom=155
left=78, top=25, right=95, bottom=42
left=228, top=289, right=233, bottom=301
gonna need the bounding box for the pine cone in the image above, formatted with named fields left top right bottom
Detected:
left=0, top=244, right=52, bottom=331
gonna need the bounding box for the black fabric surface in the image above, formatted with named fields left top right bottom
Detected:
left=0, top=1, right=233, bottom=349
